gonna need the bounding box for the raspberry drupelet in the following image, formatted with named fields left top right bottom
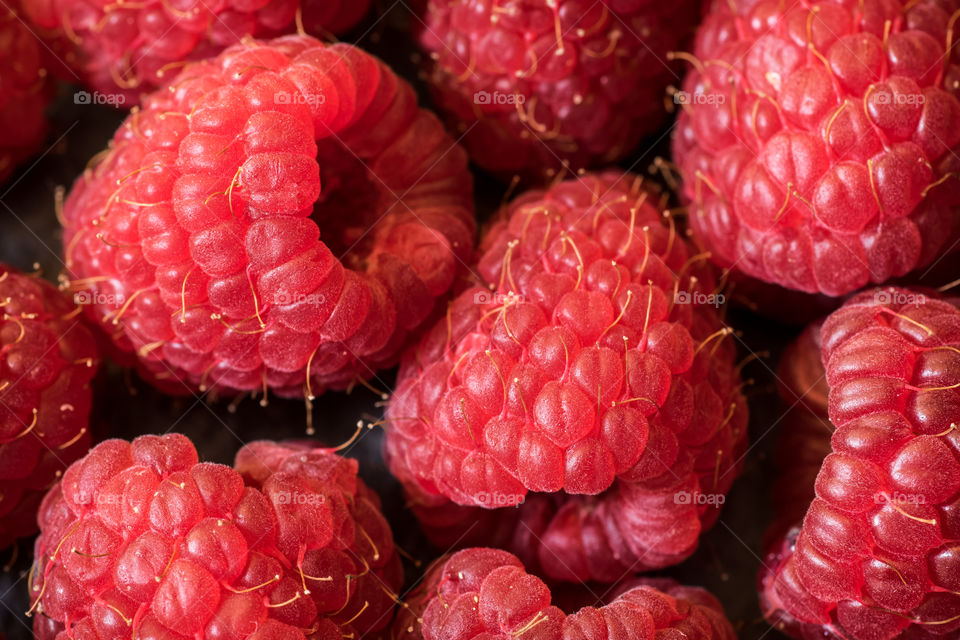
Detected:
left=29, top=435, right=402, bottom=640
left=21, top=0, right=373, bottom=104
left=59, top=35, right=475, bottom=400
left=384, top=172, right=749, bottom=582
left=417, top=0, right=701, bottom=181
left=0, top=264, right=100, bottom=549
left=673, top=0, right=960, bottom=296
left=392, top=548, right=737, bottom=640
left=760, top=287, right=960, bottom=639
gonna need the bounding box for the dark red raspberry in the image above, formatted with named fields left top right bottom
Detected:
left=0, top=264, right=100, bottom=549
left=384, top=172, right=749, bottom=582
left=60, top=35, right=475, bottom=399
left=22, top=0, right=372, bottom=103
left=0, top=1, right=54, bottom=185
left=29, top=434, right=402, bottom=639
left=418, top=0, right=700, bottom=180
left=673, top=0, right=960, bottom=296
left=393, top=548, right=736, bottom=640
left=760, top=287, right=960, bottom=639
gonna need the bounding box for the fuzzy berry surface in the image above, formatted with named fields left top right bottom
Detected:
left=30, top=434, right=402, bottom=640
left=59, top=35, right=475, bottom=399
left=760, top=288, right=960, bottom=639
left=392, top=547, right=737, bottom=640
left=418, top=0, right=700, bottom=181
left=673, top=0, right=960, bottom=296
left=0, top=264, right=99, bottom=549
left=22, top=0, right=372, bottom=103
left=384, top=172, right=749, bottom=582
left=0, top=1, right=53, bottom=185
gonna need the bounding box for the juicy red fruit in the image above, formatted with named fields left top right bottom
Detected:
left=30, top=434, right=402, bottom=640
left=60, top=35, right=474, bottom=399
left=673, top=0, right=960, bottom=296
left=0, top=264, right=99, bottom=548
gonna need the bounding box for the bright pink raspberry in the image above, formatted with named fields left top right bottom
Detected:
left=0, top=264, right=100, bottom=549
left=760, top=287, right=960, bottom=639
left=384, top=172, right=749, bottom=582
left=60, top=35, right=474, bottom=399
left=418, top=0, right=700, bottom=180
left=0, top=1, right=54, bottom=185
left=673, top=0, right=960, bottom=296
left=22, top=0, right=372, bottom=103
left=393, top=548, right=736, bottom=640
left=30, top=434, right=402, bottom=640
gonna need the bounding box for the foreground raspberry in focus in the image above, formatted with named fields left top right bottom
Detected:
left=673, top=0, right=960, bottom=296
left=418, top=0, right=700, bottom=180
left=384, top=172, right=748, bottom=581
left=393, top=548, right=736, bottom=640
left=30, top=435, right=402, bottom=639
left=60, top=35, right=474, bottom=399
left=0, top=2, right=54, bottom=185
left=760, top=287, right=960, bottom=639
left=22, top=0, right=372, bottom=103
left=0, top=264, right=99, bottom=548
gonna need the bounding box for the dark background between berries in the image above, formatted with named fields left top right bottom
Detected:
left=0, top=8, right=797, bottom=639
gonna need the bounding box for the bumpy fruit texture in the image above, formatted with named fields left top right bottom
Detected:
left=22, top=0, right=372, bottom=103
left=385, top=172, right=749, bottom=581
left=419, top=0, right=700, bottom=180
left=673, top=0, right=960, bottom=296
left=760, top=288, right=960, bottom=639
left=0, top=2, right=53, bottom=185
left=0, top=264, right=99, bottom=548
left=30, top=434, right=402, bottom=640
left=393, top=548, right=737, bottom=640
left=60, top=35, right=474, bottom=398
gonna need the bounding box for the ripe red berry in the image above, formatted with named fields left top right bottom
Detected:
left=30, top=434, right=402, bottom=640
left=0, top=264, right=100, bottom=549
left=60, top=35, right=475, bottom=399
left=21, top=0, right=372, bottom=103
left=673, top=0, right=960, bottom=296
left=393, top=548, right=737, bottom=640
left=0, top=1, right=54, bottom=185
left=761, top=287, right=960, bottom=638
left=418, top=0, right=700, bottom=180
left=384, top=172, right=749, bottom=582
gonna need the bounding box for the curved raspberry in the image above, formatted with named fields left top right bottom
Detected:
left=418, top=0, right=700, bottom=180
left=0, top=264, right=100, bottom=549
left=22, top=0, right=372, bottom=103
left=60, top=35, right=474, bottom=399
left=0, top=1, right=54, bottom=185
left=673, top=0, right=960, bottom=296
left=29, top=434, right=402, bottom=640
left=393, top=548, right=736, bottom=640
left=760, top=287, right=960, bottom=639
left=384, top=172, right=749, bottom=581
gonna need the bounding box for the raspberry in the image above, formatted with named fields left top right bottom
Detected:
left=673, top=0, right=960, bottom=296
left=60, top=35, right=475, bottom=399
left=22, top=0, right=372, bottom=103
left=384, top=172, right=749, bottom=581
left=0, top=264, right=100, bottom=549
left=760, top=287, right=960, bottom=639
left=393, top=548, right=737, bottom=640
left=0, top=1, right=54, bottom=185
left=29, top=434, right=402, bottom=639
left=418, top=0, right=699, bottom=180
